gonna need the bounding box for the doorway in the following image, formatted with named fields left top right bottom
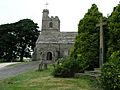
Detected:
left=47, top=52, right=52, bottom=60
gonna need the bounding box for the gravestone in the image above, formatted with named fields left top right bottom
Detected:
left=38, top=60, right=44, bottom=70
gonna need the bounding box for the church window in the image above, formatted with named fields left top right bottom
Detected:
left=40, top=52, right=42, bottom=55
left=49, top=22, right=53, bottom=28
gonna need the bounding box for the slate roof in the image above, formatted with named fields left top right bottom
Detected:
left=36, top=31, right=77, bottom=44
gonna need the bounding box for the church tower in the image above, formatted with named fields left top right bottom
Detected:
left=41, top=9, right=60, bottom=32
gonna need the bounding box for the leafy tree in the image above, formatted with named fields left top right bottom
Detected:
left=0, top=24, right=17, bottom=62
left=101, top=4, right=120, bottom=90
left=0, top=19, right=39, bottom=62
left=70, top=4, right=103, bottom=70
left=107, top=4, right=120, bottom=57
left=14, top=19, right=39, bottom=61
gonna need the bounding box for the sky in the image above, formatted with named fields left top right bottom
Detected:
left=0, top=0, right=120, bottom=32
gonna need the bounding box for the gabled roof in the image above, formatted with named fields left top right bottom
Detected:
left=36, top=31, right=77, bottom=44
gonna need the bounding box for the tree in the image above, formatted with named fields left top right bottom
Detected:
left=14, top=19, right=39, bottom=61
left=0, top=19, right=39, bottom=62
left=0, top=24, right=17, bottom=62
left=100, top=4, right=120, bottom=90
left=107, top=4, right=120, bottom=57
left=70, top=4, right=103, bottom=70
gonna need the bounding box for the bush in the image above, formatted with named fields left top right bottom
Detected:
left=52, top=58, right=83, bottom=77
left=101, top=51, right=120, bottom=90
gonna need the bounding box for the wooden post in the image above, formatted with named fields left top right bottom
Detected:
left=96, top=17, right=107, bottom=68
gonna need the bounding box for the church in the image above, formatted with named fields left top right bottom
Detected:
left=32, top=9, right=77, bottom=62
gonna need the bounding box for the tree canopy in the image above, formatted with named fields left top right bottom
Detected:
left=0, top=19, right=39, bottom=62
left=70, top=4, right=103, bottom=70
left=107, top=4, right=120, bottom=57
left=101, top=4, right=120, bottom=89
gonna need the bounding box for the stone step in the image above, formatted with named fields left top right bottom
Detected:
left=74, top=73, right=88, bottom=78
left=89, top=74, right=101, bottom=77
left=94, top=68, right=101, bottom=72
left=74, top=68, right=101, bottom=78
left=85, top=68, right=101, bottom=73
left=74, top=72, right=101, bottom=78
left=94, top=68, right=101, bottom=70
left=85, top=70, right=101, bottom=74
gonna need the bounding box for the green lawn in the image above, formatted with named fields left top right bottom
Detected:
left=0, top=65, right=102, bottom=90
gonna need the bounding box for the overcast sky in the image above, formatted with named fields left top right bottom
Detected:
left=0, top=0, right=119, bottom=32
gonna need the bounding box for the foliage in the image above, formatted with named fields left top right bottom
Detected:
left=100, top=4, right=120, bottom=90
left=70, top=4, right=103, bottom=71
left=0, top=19, right=39, bottom=62
left=52, top=58, right=82, bottom=77
left=107, top=4, right=120, bottom=58
left=14, top=19, right=39, bottom=61
left=101, top=51, right=120, bottom=90
left=0, top=24, right=18, bottom=62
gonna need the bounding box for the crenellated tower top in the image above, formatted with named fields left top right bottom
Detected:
left=41, top=9, right=60, bottom=32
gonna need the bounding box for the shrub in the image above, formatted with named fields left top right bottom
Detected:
left=101, top=51, right=120, bottom=90
left=52, top=58, right=82, bottom=77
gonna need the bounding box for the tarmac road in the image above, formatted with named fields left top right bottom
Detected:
left=0, top=61, right=40, bottom=80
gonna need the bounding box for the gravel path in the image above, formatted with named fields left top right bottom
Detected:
left=0, top=61, right=40, bottom=80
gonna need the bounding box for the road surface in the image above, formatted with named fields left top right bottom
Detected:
left=0, top=61, right=40, bottom=80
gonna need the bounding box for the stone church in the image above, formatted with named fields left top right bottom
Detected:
left=32, top=9, right=77, bottom=62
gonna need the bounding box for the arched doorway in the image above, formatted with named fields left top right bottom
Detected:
left=47, top=52, right=52, bottom=60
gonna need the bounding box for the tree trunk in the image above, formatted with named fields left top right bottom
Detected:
left=20, top=46, right=25, bottom=62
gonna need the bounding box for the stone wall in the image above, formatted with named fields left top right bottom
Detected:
left=33, top=42, right=74, bottom=61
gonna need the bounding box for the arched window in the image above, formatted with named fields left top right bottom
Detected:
left=47, top=52, right=52, bottom=60
left=49, top=22, right=53, bottom=28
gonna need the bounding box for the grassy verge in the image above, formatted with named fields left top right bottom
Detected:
left=0, top=65, right=102, bottom=90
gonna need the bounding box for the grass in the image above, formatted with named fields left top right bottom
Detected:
left=0, top=65, right=102, bottom=90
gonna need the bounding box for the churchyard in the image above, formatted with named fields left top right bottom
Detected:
left=0, top=2, right=120, bottom=90
left=0, top=65, right=102, bottom=90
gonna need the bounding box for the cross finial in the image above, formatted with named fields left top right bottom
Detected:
left=107, top=13, right=109, bottom=17
left=45, top=2, right=48, bottom=9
